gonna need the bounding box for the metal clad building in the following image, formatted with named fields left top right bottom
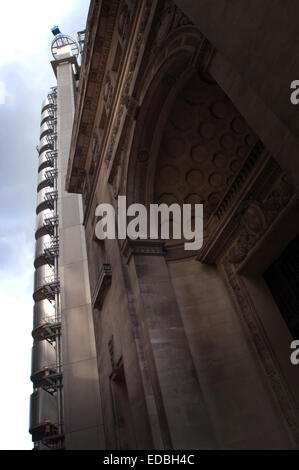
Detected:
left=29, top=29, right=103, bottom=450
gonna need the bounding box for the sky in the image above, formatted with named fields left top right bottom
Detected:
left=0, top=0, right=90, bottom=450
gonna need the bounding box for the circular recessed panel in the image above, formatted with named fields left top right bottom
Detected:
left=138, top=150, right=149, bottom=162
left=191, top=144, right=209, bottom=163
left=154, top=69, right=256, bottom=236
left=220, top=133, right=235, bottom=149
left=186, top=169, right=204, bottom=186
left=212, top=152, right=227, bottom=169
left=230, top=159, right=240, bottom=173
left=158, top=193, right=179, bottom=205
left=237, top=146, right=247, bottom=159
left=184, top=193, right=202, bottom=205
left=231, top=117, right=246, bottom=134
left=199, top=122, right=216, bottom=140
left=159, top=165, right=180, bottom=184
left=245, top=134, right=257, bottom=147
left=209, top=172, right=224, bottom=188
left=210, top=101, right=228, bottom=119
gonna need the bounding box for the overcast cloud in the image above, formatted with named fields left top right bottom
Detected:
left=0, top=0, right=90, bottom=449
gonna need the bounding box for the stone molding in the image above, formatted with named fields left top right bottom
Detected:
left=66, top=0, right=120, bottom=193
left=121, top=239, right=165, bottom=264
left=92, top=263, right=112, bottom=309
left=197, top=145, right=292, bottom=266
left=221, top=259, right=299, bottom=448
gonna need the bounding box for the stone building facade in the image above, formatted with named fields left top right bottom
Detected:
left=66, top=0, right=299, bottom=449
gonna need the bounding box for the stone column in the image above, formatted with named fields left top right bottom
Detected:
left=122, top=239, right=217, bottom=449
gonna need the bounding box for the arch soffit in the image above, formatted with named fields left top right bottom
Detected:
left=124, top=26, right=208, bottom=206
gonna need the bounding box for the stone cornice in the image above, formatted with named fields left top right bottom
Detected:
left=121, top=239, right=165, bottom=264
left=82, top=0, right=157, bottom=226
left=66, top=0, right=120, bottom=193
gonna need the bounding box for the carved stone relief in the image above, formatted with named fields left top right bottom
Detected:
left=221, top=259, right=299, bottom=447
left=118, top=3, right=131, bottom=42
left=227, top=175, right=294, bottom=265
left=105, top=0, right=153, bottom=167
left=154, top=0, right=192, bottom=47
left=103, top=72, right=114, bottom=112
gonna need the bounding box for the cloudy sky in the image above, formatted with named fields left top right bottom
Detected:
left=0, top=0, right=90, bottom=450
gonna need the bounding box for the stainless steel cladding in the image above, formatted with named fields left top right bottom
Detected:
left=37, top=168, right=53, bottom=191
left=39, top=136, right=53, bottom=154
left=29, top=389, right=58, bottom=441
left=38, top=151, right=53, bottom=172
left=34, top=234, right=52, bottom=268
left=35, top=209, right=55, bottom=239
left=33, top=264, right=55, bottom=301
left=40, top=121, right=53, bottom=139
left=31, top=340, right=56, bottom=386
left=41, top=97, right=52, bottom=112
left=32, top=300, right=56, bottom=340
left=41, top=108, right=53, bottom=125
left=36, top=187, right=56, bottom=214
left=31, top=88, right=61, bottom=447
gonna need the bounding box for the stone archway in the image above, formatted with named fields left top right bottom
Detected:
left=126, top=66, right=259, bottom=257
left=153, top=71, right=258, bottom=246
left=122, top=23, right=298, bottom=447
left=124, top=24, right=259, bottom=255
